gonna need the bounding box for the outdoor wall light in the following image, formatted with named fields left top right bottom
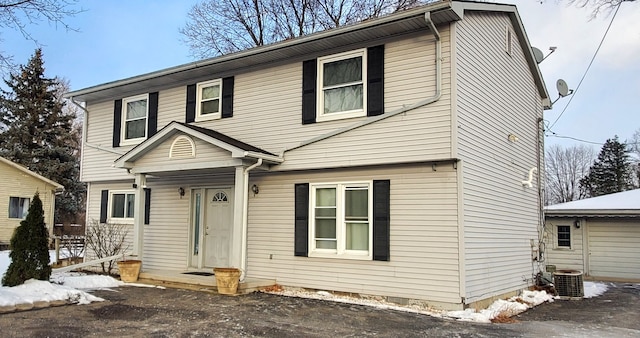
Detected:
left=251, top=184, right=259, bottom=194
left=178, top=187, right=185, bottom=198
left=574, top=220, right=581, bottom=229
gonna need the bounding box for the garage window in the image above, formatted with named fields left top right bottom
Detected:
left=557, top=225, right=571, bottom=248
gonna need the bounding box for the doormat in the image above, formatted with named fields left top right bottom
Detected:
left=182, top=271, right=214, bottom=276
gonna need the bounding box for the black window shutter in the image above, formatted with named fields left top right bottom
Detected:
left=222, top=76, right=234, bottom=118
left=373, top=180, right=390, bottom=261
left=302, top=59, right=317, bottom=125
left=144, top=188, right=151, bottom=225
left=367, top=45, right=385, bottom=117
left=100, top=190, right=109, bottom=223
left=113, top=100, right=122, bottom=147
left=148, top=92, right=159, bottom=137
left=186, top=84, right=196, bottom=123
left=294, top=183, right=309, bottom=257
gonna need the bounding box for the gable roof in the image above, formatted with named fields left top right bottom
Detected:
left=0, top=156, right=64, bottom=191
left=64, top=1, right=548, bottom=105
left=545, top=189, right=640, bottom=218
left=114, top=121, right=281, bottom=170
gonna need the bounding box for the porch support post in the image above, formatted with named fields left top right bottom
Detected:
left=231, top=166, right=245, bottom=269
left=133, top=173, right=147, bottom=257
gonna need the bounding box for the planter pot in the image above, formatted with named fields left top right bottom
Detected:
left=213, top=268, right=241, bottom=295
left=117, top=260, right=142, bottom=282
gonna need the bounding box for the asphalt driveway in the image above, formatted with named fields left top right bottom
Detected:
left=0, top=282, right=638, bottom=337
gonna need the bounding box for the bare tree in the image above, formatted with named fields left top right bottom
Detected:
left=0, top=0, right=82, bottom=74
left=180, top=0, right=428, bottom=59
left=564, top=0, right=636, bottom=18
left=628, top=128, right=640, bottom=186
left=545, top=144, right=595, bottom=205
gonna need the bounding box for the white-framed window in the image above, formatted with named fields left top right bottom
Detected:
left=109, top=190, right=135, bottom=222
left=317, top=49, right=367, bottom=122
left=309, top=182, right=372, bottom=259
left=121, top=94, right=149, bottom=145
left=8, top=197, right=30, bottom=219
left=557, top=225, right=571, bottom=248
left=196, top=79, right=222, bottom=121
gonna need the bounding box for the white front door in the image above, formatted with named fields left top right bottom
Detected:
left=190, top=188, right=234, bottom=269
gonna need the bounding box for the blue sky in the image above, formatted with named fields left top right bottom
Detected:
left=3, top=0, right=639, bottom=150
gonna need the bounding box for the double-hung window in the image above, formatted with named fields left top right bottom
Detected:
left=557, top=225, right=571, bottom=248
left=8, top=197, right=30, bottom=219
left=121, top=94, right=149, bottom=145
left=310, top=182, right=372, bottom=259
left=317, top=49, right=367, bottom=122
left=109, top=191, right=135, bottom=222
left=196, top=79, right=222, bottom=121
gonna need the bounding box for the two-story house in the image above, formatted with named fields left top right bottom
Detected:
left=65, top=1, right=549, bottom=310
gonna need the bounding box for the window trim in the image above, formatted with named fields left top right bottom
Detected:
left=120, top=93, right=149, bottom=146
left=556, top=225, right=571, bottom=249
left=505, top=25, right=512, bottom=56
left=8, top=196, right=30, bottom=219
left=316, top=49, right=367, bottom=122
left=308, top=181, right=373, bottom=260
left=195, top=79, right=222, bottom=122
left=108, top=190, right=135, bottom=223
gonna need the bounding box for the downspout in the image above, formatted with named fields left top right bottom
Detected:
left=240, top=157, right=263, bottom=281
left=284, top=11, right=442, bottom=152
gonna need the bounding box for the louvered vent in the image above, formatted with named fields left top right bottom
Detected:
left=553, top=270, right=584, bottom=300
left=169, top=136, right=195, bottom=159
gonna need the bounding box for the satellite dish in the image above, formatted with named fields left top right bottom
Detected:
left=557, top=79, right=569, bottom=97
left=532, top=47, right=544, bottom=64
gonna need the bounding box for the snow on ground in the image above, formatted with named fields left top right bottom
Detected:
left=0, top=250, right=616, bottom=320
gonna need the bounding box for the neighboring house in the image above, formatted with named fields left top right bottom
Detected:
left=544, top=189, right=640, bottom=282
left=0, top=156, right=64, bottom=246
left=65, top=1, right=550, bottom=310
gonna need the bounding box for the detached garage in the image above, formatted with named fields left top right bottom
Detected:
left=544, top=189, right=640, bottom=282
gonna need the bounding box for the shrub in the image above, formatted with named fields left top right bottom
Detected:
left=2, top=193, right=51, bottom=286
left=84, top=219, right=130, bottom=274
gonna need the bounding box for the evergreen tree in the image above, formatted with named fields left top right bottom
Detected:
left=0, top=49, right=85, bottom=224
left=579, top=136, right=635, bottom=197
left=2, top=193, right=51, bottom=287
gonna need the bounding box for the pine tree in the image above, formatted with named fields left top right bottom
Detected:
left=0, top=49, right=85, bottom=224
left=2, top=193, right=52, bottom=287
left=579, top=136, right=635, bottom=198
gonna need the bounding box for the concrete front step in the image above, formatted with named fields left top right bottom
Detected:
left=137, top=270, right=276, bottom=295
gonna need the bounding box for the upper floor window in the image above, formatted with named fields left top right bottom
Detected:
left=557, top=225, right=571, bottom=248
left=196, top=79, right=222, bottom=121
left=309, top=182, right=372, bottom=259
left=109, top=190, right=135, bottom=222
left=317, top=49, right=367, bottom=122
left=121, top=94, right=148, bottom=145
left=8, top=197, right=30, bottom=219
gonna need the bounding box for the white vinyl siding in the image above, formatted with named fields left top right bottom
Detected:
left=134, top=134, right=231, bottom=169
left=455, top=12, right=543, bottom=303
left=80, top=27, right=451, bottom=181
left=544, top=217, right=584, bottom=272
left=0, top=161, right=57, bottom=243
left=247, top=164, right=462, bottom=309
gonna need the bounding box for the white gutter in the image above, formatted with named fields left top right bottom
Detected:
left=240, top=158, right=262, bottom=281
left=285, top=12, right=442, bottom=152
left=69, top=98, right=125, bottom=156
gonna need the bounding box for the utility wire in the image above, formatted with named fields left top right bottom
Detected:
left=548, top=2, right=622, bottom=130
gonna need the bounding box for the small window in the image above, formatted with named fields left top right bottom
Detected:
left=109, top=191, right=135, bottom=222
left=121, top=94, right=148, bottom=145
left=8, top=197, right=30, bottom=219
left=557, top=225, right=571, bottom=248
left=196, top=79, right=222, bottom=121
left=310, top=182, right=372, bottom=259
left=317, top=49, right=367, bottom=122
